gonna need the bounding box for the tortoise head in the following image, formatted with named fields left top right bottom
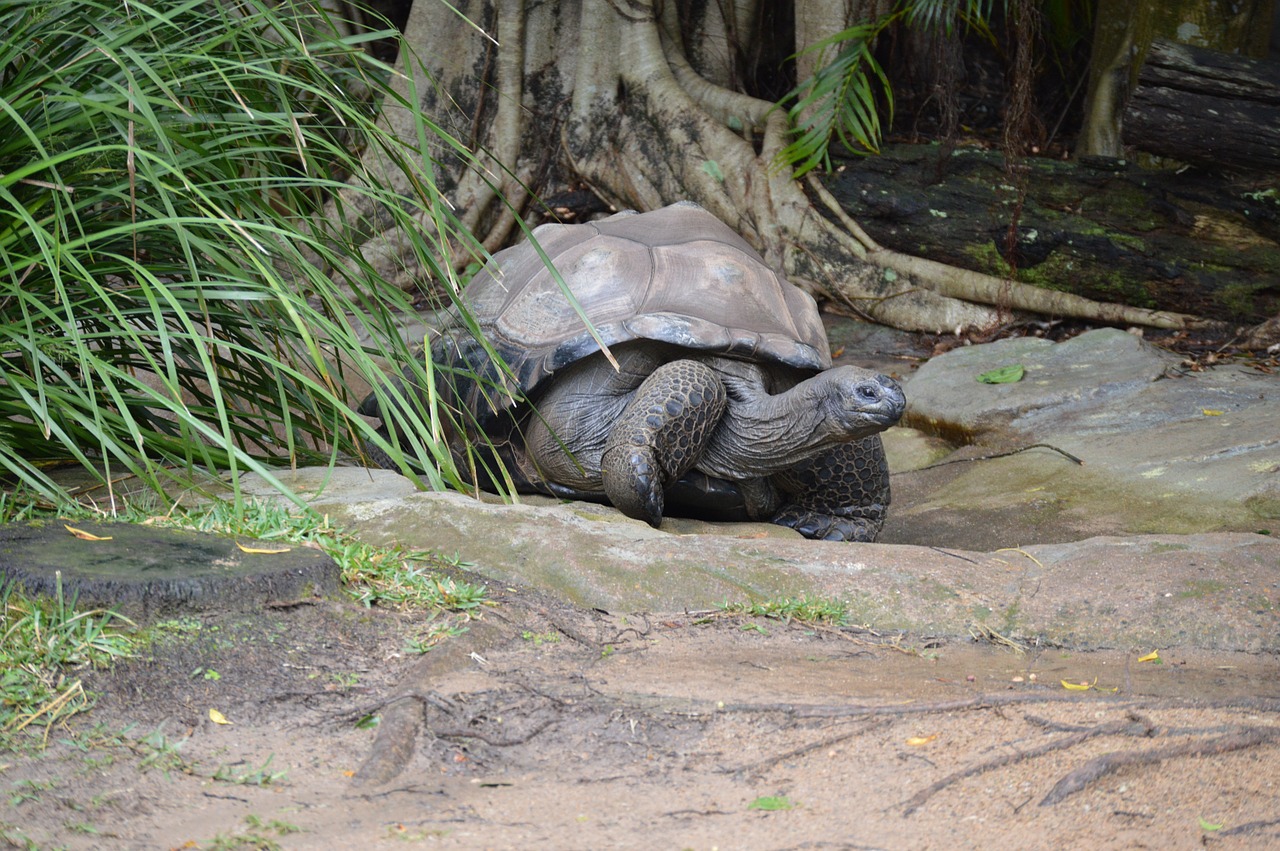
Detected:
left=818, top=367, right=906, bottom=439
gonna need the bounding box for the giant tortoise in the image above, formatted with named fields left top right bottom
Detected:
left=361, top=201, right=905, bottom=541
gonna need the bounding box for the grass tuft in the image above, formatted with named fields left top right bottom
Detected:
left=718, top=595, right=851, bottom=626
left=0, top=577, right=135, bottom=748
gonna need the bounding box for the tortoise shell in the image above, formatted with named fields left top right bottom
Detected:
left=439, top=202, right=830, bottom=414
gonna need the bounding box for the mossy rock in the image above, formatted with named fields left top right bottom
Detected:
left=0, top=521, right=339, bottom=621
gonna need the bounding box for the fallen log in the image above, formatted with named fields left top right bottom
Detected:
left=824, top=144, right=1280, bottom=326
left=1125, top=38, right=1280, bottom=176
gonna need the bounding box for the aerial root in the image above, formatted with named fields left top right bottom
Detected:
left=718, top=717, right=894, bottom=776
left=899, top=442, right=1085, bottom=474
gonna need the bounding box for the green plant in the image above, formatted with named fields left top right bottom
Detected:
left=777, top=1, right=1010, bottom=175
left=213, top=756, right=287, bottom=787
left=719, top=595, right=850, bottom=626
left=0, top=821, right=37, bottom=850
left=201, top=814, right=300, bottom=850
left=521, top=630, right=561, bottom=646
left=0, top=577, right=134, bottom=747
left=748, top=794, right=796, bottom=811
left=406, top=621, right=467, bottom=654
left=0, top=0, right=485, bottom=507
left=8, top=778, right=59, bottom=807
left=776, top=14, right=897, bottom=176
left=133, top=727, right=191, bottom=775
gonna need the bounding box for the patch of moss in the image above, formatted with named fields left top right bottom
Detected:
left=1150, top=542, right=1192, bottom=554
left=962, top=241, right=1011, bottom=277
left=1017, top=248, right=1159, bottom=308
left=1077, top=182, right=1164, bottom=232
left=1178, top=580, right=1228, bottom=600
left=1245, top=593, right=1276, bottom=613
left=921, top=579, right=960, bottom=602
left=1000, top=600, right=1023, bottom=635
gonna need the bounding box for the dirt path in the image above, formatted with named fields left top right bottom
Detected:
left=3, top=588, right=1278, bottom=850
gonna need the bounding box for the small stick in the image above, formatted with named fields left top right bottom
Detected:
left=897, top=443, right=1085, bottom=475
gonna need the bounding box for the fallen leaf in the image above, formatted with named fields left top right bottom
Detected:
left=906, top=735, right=939, bottom=746
left=1061, top=678, right=1095, bottom=691
left=236, top=541, right=292, bottom=554
left=1199, top=818, right=1224, bottom=831
left=976, top=364, right=1025, bottom=384
left=748, top=795, right=795, bottom=811
left=1138, top=650, right=1160, bottom=663
left=65, top=524, right=112, bottom=541
left=208, top=708, right=232, bottom=725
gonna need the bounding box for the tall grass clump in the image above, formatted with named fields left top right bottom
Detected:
left=0, top=0, right=480, bottom=507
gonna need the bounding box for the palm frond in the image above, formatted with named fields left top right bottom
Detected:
left=774, top=0, right=1013, bottom=176
left=776, top=19, right=897, bottom=177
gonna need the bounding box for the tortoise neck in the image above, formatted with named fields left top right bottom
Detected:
left=697, top=374, right=833, bottom=479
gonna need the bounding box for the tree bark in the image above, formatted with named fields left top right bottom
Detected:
left=1075, top=0, right=1275, bottom=162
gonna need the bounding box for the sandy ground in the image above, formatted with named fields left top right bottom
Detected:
left=2, top=586, right=1278, bottom=850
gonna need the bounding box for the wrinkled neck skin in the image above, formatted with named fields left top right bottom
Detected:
left=697, top=364, right=854, bottom=480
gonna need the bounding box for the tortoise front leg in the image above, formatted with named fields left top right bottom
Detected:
left=600, top=360, right=727, bottom=526
left=770, top=435, right=891, bottom=542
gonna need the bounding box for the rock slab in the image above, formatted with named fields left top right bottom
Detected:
left=240, top=468, right=1280, bottom=653
left=883, top=328, right=1279, bottom=550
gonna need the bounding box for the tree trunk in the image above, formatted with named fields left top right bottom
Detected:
left=351, top=0, right=1216, bottom=335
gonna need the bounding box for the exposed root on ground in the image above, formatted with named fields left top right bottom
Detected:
left=1038, top=725, right=1279, bottom=807
left=899, top=709, right=1279, bottom=816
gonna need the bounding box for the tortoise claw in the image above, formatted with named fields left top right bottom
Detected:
left=601, top=446, right=664, bottom=527
left=771, top=503, right=885, bottom=543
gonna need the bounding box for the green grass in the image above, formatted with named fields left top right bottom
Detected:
left=0, top=0, right=492, bottom=507
left=718, top=595, right=850, bottom=626
left=0, top=576, right=135, bottom=748
left=175, top=499, right=490, bottom=611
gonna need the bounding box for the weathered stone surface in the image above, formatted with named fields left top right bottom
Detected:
left=889, top=328, right=1279, bottom=549
left=0, top=520, right=340, bottom=620
left=239, top=468, right=1279, bottom=652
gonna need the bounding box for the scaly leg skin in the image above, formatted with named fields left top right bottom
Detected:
left=771, top=435, right=891, bottom=542
left=600, top=360, right=727, bottom=526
